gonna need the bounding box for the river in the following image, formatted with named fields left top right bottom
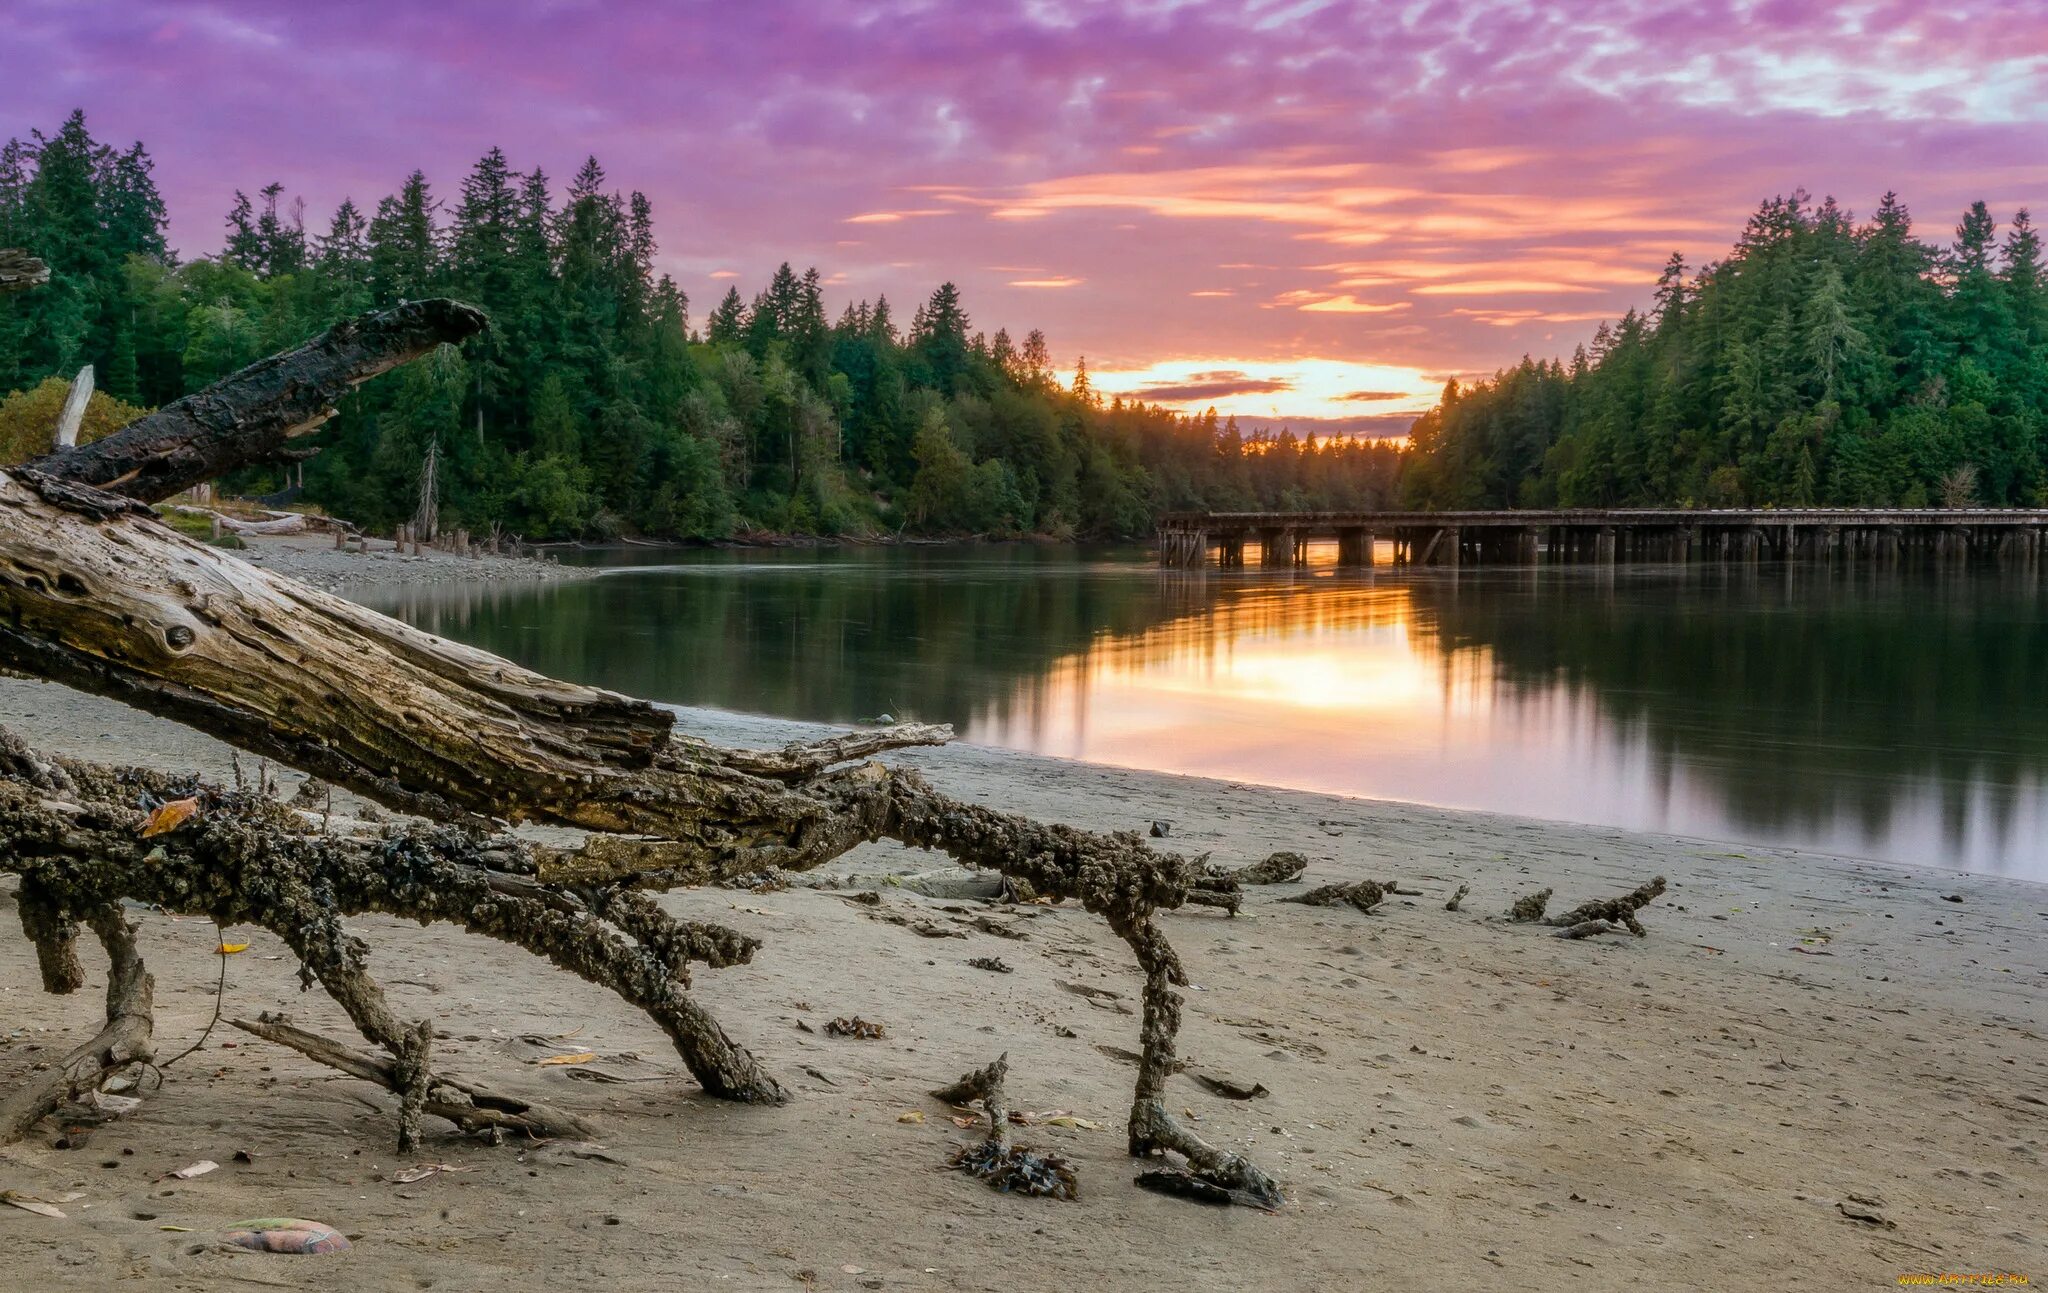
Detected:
left=360, top=544, right=2048, bottom=880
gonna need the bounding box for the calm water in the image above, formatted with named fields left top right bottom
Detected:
left=361, top=545, right=2048, bottom=881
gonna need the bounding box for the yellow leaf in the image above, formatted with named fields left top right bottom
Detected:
left=1043, top=1116, right=1102, bottom=1130
left=536, top=1051, right=596, bottom=1067
left=141, top=797, right=199, bottom=838
left=217, top=943, right=249, bottom=955
left=896, top=1110, right=925, bottom=1124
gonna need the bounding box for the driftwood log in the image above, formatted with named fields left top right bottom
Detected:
left=0, top=273, right=1276, bottom=1204
left=0, top=249, right=48, bottom=294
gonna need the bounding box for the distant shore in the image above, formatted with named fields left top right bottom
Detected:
left=231, top=529, right=600, bottom=593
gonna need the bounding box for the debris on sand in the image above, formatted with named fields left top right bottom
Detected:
left=931, top=1055, right=1077, bottom=1201
left=825, top=1017, right=886, bottom=1040
left=221, top=1218, right=352, bottom=1254
left=1505, top=889, right=1553, bottom=923
left=1229, top=851, right=1308, bottom=886
left=1286, top=879, right=1418, bottom=915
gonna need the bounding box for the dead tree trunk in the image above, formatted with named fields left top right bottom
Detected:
left=0, top=294, right=1274, bottom=1203
left=25, top=298, right=486, bottom=503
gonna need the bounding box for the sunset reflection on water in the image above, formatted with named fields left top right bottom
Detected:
left=367, top=549, right=2048, bottom=879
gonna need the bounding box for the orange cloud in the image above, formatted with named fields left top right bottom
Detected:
left=845, top=208, right=953, bottom=224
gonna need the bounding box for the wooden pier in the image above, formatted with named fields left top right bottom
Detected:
left=1156, top=509, right=2048, bottom=569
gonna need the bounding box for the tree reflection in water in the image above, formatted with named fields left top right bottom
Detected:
left=363, top=546, right=2048, bottom=879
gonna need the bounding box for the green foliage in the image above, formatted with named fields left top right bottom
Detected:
left=2, top=113, right=1405, bottom=541
left=0, top=374, right=146, bottom=463
left=1407, top=190, right=2048, bottom=509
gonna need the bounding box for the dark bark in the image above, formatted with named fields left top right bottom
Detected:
left=30, top=298, right=487, bottom=502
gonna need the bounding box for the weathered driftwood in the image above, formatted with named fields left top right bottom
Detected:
left=53, top=366, right=93, bottom=450
left=1285, top=878, right=1418, bottom=915
left=0, top=297, right=1272, bottom=1203
left=0, top=742, right=789, bottom=1139
left=1504, top=877, right=1666, bottom=937
left=26, top=298, right=487, bottom=503
left=1545, top=876, right=1666, bottom=937
left=1227, top=850, right=1307, bottom=886
left=0, top=249, right=48, bottom=294
left=229, top=1015, right=594, bottom=1141
left=0, top=903, right=151, bottom=1144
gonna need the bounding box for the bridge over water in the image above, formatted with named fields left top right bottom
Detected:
left=1157, top=508, right=2048, bottom=568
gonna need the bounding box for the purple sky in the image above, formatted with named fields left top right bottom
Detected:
left=9, top=1, right=2046, bottom=432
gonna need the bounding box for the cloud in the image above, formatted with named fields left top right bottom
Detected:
left=1132, top=373, right=1293, bottom=401
left=1337, top=389, right=1411, bottom=402
left=5, top=0, right=2042, bottom=427
left=845, top=209, right=953, bottom=224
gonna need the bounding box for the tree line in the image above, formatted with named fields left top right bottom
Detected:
left=1405, top=190, right=2048, bottom=510
left=0, top=112, right=1403, bottom=541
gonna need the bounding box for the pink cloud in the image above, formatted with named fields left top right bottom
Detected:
left=1, top=0, right=2041, bottom=395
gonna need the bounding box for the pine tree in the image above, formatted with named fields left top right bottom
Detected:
left=706, top=286, right=746, bottom=346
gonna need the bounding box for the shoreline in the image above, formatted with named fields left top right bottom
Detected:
left=1, top=537, right=2040, bottom=1289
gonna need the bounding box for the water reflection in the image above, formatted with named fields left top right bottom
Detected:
left=361, top=546, right=2048, bottom=879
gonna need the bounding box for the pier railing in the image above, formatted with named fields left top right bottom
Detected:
left=1155, top=508, right=2048, bottom=568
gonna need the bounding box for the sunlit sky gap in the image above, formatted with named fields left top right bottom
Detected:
left=7, top=0, right=2045, bottom=437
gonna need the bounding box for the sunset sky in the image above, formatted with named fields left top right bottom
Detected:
left=8, top=1, right=2046, bottom=436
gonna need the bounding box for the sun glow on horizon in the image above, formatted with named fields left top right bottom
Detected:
left=1058, top=356, right=1438, bottom=427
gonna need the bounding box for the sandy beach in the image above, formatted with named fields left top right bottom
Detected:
left=1, top=538, right=2042, bottom=1291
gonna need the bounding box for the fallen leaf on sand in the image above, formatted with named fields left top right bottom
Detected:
left=140, top=797, right=200, bottom=838
left=825, top=1017, right=885, bottom=1040
left=161, top=1160, right=218, bottom=1180
left=536, top=1051, right=597, bottom=1067
left=896, top=1110, right=925, bottom=1125
left=950, top=1115, right=980, bottom=1129
left=1, top=1191, right=66, bottom=1219
left=217, top=943, right=249, bottom=955
left=90, top=1090, right=141, bottom=1114
left=1043, top=1116, right=1102, bottom=1130
left=392, top=1163, right=472, bottom=1184
left=1008, top=1109, right=1069, bottom=1125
